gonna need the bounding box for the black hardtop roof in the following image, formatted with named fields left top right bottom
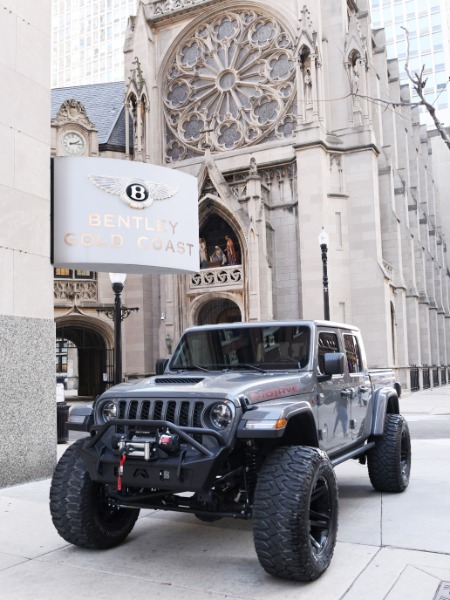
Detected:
left=182, top=320, right=361, bottom=333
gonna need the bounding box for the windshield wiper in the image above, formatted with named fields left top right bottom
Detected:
left=174, top=365, right=210, bottom=372
left=226, top=363, right=267, bottom=373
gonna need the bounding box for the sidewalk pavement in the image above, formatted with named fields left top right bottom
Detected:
left=1, top=388, right=449, bottom=600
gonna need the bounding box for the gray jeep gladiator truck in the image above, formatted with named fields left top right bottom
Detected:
left=50, top=320, right=411, bottom=581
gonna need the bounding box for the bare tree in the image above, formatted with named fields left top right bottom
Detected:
left=401, top=26, right=450, bottom=149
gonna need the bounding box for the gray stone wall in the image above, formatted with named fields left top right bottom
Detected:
left=0, top=1, right=55, bottom=487
left=0, top=316, right=56, bottom=487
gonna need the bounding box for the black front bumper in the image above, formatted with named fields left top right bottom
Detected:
left=81, top=419, right=229, bottom=493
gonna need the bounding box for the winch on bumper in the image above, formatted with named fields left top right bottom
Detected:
left=81, top=419, right=228, bottom=492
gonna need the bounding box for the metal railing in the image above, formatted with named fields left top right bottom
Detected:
left=433, top=366, right=440, bottom=387
left=410, top=366, right=420, bottom=391
left=409, top=365, right=450, bottom=391
left=422, top=367, right=431, bottom=389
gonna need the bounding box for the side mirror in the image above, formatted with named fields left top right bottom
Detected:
left=67, top=404, right=93, bottom=432
left=155, top=358, right=169, bottom=375
left=323, top=352, right=345, bottom=375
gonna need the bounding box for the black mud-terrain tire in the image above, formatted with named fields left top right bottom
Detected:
left=252, top=446, right=338, bottom=582
left=50, top=439, right=140, bottom=549
left=367, top=414, right=411, bottom=493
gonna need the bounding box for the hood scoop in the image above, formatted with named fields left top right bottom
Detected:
left=154, top=377, right=204, bottom=385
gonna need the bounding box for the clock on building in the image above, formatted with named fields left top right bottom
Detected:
left=61, top=130, right=86, bottom=156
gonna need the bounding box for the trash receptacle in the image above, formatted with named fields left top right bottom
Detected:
left=57, top=402, right=70, bottom=444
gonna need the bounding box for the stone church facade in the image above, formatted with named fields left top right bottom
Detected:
left=51, top=0, right=450, bottom=393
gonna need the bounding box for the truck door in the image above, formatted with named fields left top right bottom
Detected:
left=317, top=329, right=348, bottom=451
left=342, top=332, right=371, bottom=442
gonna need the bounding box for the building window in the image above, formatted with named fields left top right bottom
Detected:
left=420, top=34, right=431, bottom=53
left=56, top=338, right=68, bottom=374
left=338, top=302, right=346, bottom=323
left=335, top=211, right=343, bottom=249
left=75, top=270, right=94, bottom=279
left=54, top=268, right=71, bottom=278
left=54, top=268, right=95, bottom=280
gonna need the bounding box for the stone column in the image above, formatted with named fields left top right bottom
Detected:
left=125, top=100, right=130, bottom=159
left=246, top=166, right=273, bottom=321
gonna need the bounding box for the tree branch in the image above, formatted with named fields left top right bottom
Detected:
left=401, top=26, right=450, bottom=148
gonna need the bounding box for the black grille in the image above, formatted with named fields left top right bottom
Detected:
left=154, top=401, right=163, bottom=420
left=192, top=402, right=204, bottom=443
left=129, top=400, right=138, bottom=419
left=117, top=398, right=205, bottom=428
left=166, top=401, right=176, bottom=422
left=141, top=401, right=150, bottom=419
left=179, top=402, right=190, bottom=426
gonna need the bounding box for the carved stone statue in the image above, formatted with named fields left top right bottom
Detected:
left=199, top=237, right=208, bottom=268
left=225, top=235, right=238, bottom=265
left=304, top=67, right=313, bottom=106
left=351, top=61, right=360, bottom=109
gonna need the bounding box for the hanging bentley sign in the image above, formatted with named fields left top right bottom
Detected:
left=52, top=157, right=199, bottom=274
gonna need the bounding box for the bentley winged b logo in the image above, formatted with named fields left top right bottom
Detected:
left=88, top=175, right=179, bottom=209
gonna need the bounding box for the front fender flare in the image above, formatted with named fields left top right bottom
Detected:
left=237, top=400, right=318, bottom=443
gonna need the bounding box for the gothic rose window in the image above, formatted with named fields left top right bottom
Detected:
left=163, top=10, right=297, bottom=162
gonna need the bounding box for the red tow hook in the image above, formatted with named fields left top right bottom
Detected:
left=117, top=450, right=128, bottom=491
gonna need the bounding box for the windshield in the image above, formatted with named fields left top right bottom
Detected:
left=169, top=325, right=311, bottom=371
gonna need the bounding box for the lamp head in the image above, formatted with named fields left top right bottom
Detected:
left=109, top=273, right=127, bottom=285
left=109, top=272, right=126, bottom=294
left=318, top=227, right=329, bottom=247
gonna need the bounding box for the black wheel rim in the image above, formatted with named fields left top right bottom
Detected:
left=400, top=427, right=410, bottom=480
left=309, top=475, right=333, bottom=555
left=95, top=484, right=130, bottom=526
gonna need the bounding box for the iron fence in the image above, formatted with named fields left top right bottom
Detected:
left=433, top=366, right=440, bottom=387
left=409, top=365, right=450, bottom=391
left=422, top=366, right=431, bottom=389
left=410, top=365, right=420, bottom=391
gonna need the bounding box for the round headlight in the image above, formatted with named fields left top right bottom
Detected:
left=100, top=400, right=117, bottom=422
left=210, top=402, right=233, bottom=429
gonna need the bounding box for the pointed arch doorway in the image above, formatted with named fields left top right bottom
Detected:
left=197, top=298, right=242, bottom=325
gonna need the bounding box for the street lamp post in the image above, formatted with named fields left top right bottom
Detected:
left=111, top=273, right=126, bottom=385
left=96, top=273, right=139, bottom=385
left=318, top=228, right=330, bottom=321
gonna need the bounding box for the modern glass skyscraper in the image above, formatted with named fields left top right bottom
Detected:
left=370, top=0, right=450, bottom=127
left=51, top=0, right=137, bottom=88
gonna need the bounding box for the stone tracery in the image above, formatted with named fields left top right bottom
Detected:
left=163, top=10, right=297, bottom=162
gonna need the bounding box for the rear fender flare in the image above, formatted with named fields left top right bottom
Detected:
left=371, top=388, right=399, bottom=435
